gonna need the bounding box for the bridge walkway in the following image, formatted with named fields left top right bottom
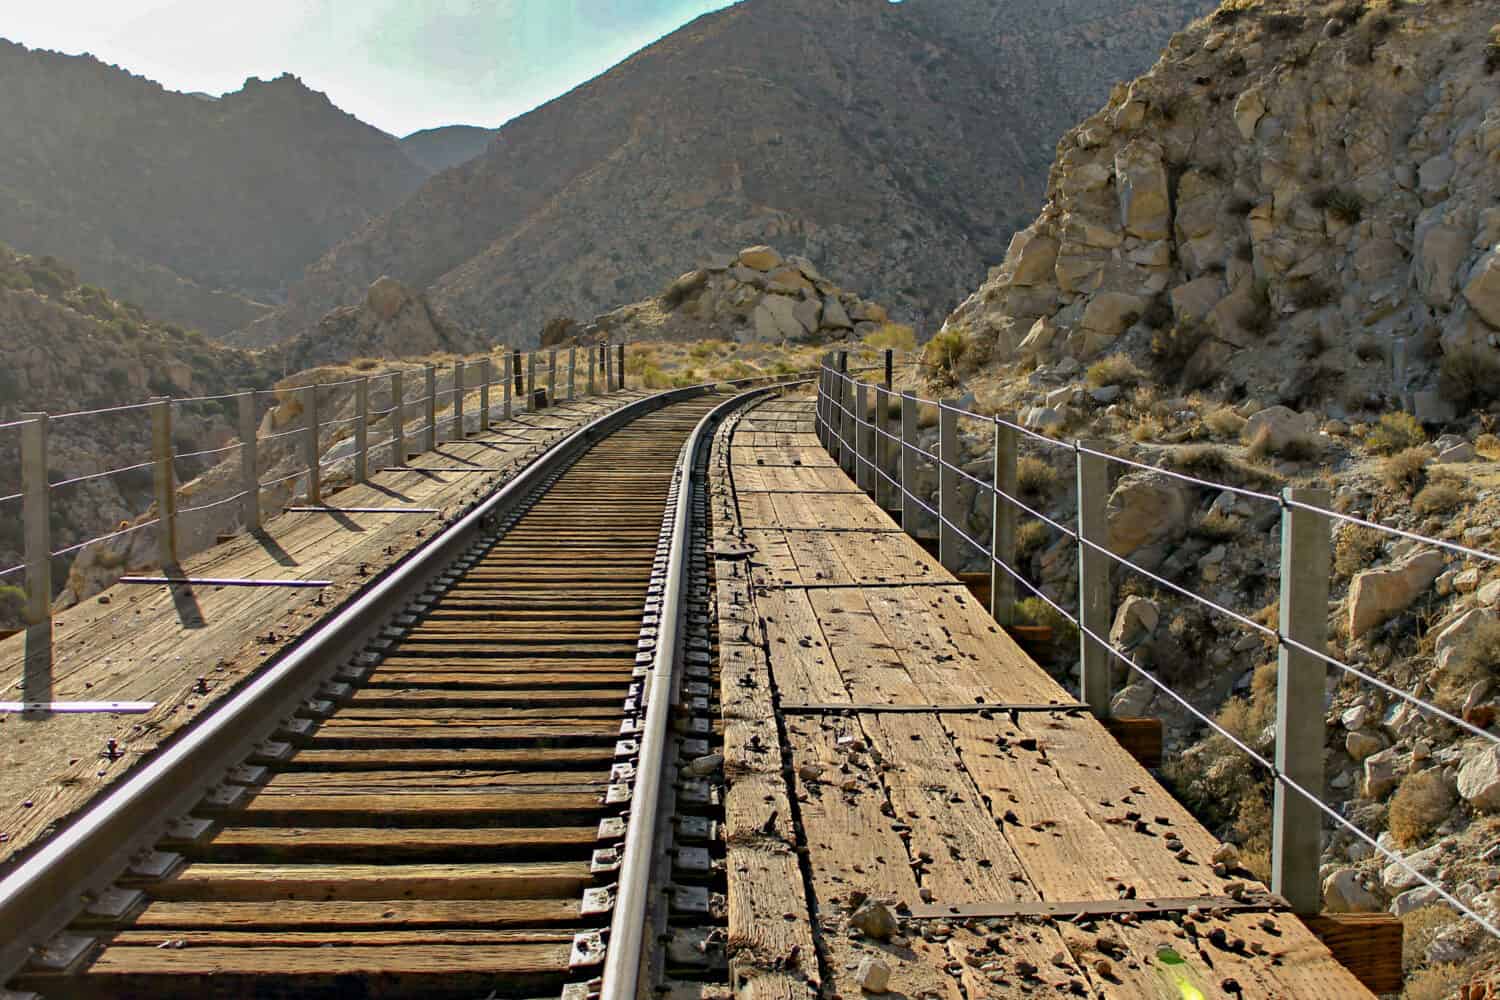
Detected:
left=710, top=396, right=1371, bottom=999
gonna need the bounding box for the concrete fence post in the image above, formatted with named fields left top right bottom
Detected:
left=1075, top=442, right=1111, bottom=717
left=1274, top=486, right=1332, bottom=914
left=548, top=349, right=558, bottom=405
left=423, top=365, right=438, bottom=453
left=588, top=347, right=598, bottom=397
left=513, top=349, right=523, bottom=396
left=21, top=412, right=52, bottom=691
left=301, top=385, right=321, bottom=507
left=837, top=353, right=855, bottom=477
left=354, top=377, right=369, bottom=484
left=937, top=401, right=961, bottom=571
left=391, top=371, right=406, bottom=466
left=884, top=348, right=893, bottom=390
left=151, top=398, right=178, bottom=566
left=568, top=347, right=577, bottom=401
left=603, top=342, right=613, bottom=392
left=502, top=352, right=514, bottom=420
left=989, top=416, right=1018, bottom=626
left=818, top=360, right=833, bottom=457
left=873, top=385, right=892, bottom=510
left=855, top=382, right=874, bottom=496
left=237, top=391, right=260, bottom=530
left=900, top=390, right=925, bottom=539
left=526, top=353, right=537, bottom=410
left=451, top=361, right=465, bottom=442
left=616, top=343, right=626, bottom=390
left=479, top=357, right=491, bottom=430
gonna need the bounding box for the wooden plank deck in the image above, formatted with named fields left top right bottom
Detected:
left=0, top=389, right=650, bottom=875
left=709, top=395, right=1372, bottom=999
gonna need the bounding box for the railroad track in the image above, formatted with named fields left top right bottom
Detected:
left=0, top=387, right=763, bottom=1000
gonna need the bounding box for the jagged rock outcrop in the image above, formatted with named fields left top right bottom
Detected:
left=944, top=0, right=1500, bottom=419
left=279, top=276, right=484, bottom=370
left=0, top=42, right=432, bottom=335
left=567, top=245, right=890, bottom=349
left=241, top=0, right=1214, bottom=349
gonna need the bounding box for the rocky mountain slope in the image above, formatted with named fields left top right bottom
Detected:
left=241, top=0, right=1213, bottom=350
left=400, top=125, right=497, bottom=174
left=0, top=41, right=431, bottom=336
left=905, top=0, right=1500, bottom=990
left=0, top=245, right=273, bottom=619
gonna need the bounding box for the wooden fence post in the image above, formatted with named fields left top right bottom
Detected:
left=151, top=398, right=178, bottom=565
left=989, top=416, right=1018, bottom=626
left=238, top=392, right=260, bottom=530
left=423, top=365, right=438, bottom=453
left=354, top=377, right=369, bottom=484
left=301, top=385, right=321, bottom=507
left=1275, top=487, right=1333, bottom=914
left=21, top=412, right=52, bottom=694
left=1076, top=442, right=1111, bottom=717
left=938, top=401, right=961, bottom=571
left=391, top=371, right=406, bottom=466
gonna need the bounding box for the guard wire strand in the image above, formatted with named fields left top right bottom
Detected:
left=1286, top=496, right=1500, bottom=568
left=0, top=418, right=38, bottom=430
left=0, top=564, right=24, bottom=579
left=50, top=460, right=156, bottom=489
left=178, top=491, right=250, bottom=515
left=0, top=492, right=21, bottom=505
left=1077, top=443, right=1282, bottom=505
left=51, top=518, right=159, bottom=557
left=174, top=441, right=241, bottom=462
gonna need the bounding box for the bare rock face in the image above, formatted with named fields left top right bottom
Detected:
left=1105, top=472, right=1190, bottom=557
left=281, top=277, right=482, bottom=370
left=366, top=276, right=410, bottom=321
left=1458, top=746, right=1500, bottom=812
left=1347, top=551, right=1446, bottom=639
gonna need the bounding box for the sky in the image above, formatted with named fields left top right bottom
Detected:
left=2, top=0, right=739, bottom=137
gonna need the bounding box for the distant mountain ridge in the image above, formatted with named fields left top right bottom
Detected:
left=401, top=125, right=499, bottom=174
left=242, top=0, right=1214, bottom=349
left=0, top=41, right=433, bottom=336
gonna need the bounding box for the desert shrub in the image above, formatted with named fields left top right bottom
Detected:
left=0, top=584, right=24, bottom=625
left=1403, top=907, right=1460, bottom=972
left=1312, top=186, right=1365, bottom=224
left=922, top=327, right=967, bottom=380
left=1477, top=433, right=1500, bottom=460
left=689, top=340, right=728, bottom=362
left=1388, top=770, right=1454, bottom=847
left=1014, top=596, right=1078, bottom=650
left=1436, top=620, right=1500, bottom=711
left=1016, top=455, right=1059, bottom=498
left=1382, top=447, right=1432, bottom=495
left=1333, top=1, right=1367, bottom=26
left=1365, top=412, right=1426, bottom=455
left=1140, top=295, right=1174, bottom=330
left=1247, top=425, right=1317, bottom=462
left=1086, top=354, right=1144, bottom=388
left=1151, top=318, right=1202, bottom=371
left=864, top=323, right=916, bottom=352
left=1438, top=349, right=1500, bottom=408
left=1016, top=520, right=1049, bottom=558
left=1334, top=525, right=1383, bottom=579
left=1204, top=407, right=1247, bottom=439
left=1288, top=278, right=1337, bottom=310
left=1194, top=509, right=1242, bottom=542
left=1412, top=478, right=1467, bottom=514
left=1131, top=413, right=1168, bottom=442
left=351, top=357, right=381, bottom=372
left=1171, top=443, right=1278, bottom=489
left=1403, top=965, right=1464, bottom=1000
left=1487, top=42, right=1500, bottom=75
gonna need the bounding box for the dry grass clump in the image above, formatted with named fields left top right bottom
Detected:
left=1435, top=620, right=1500, bottom=711
left=1204, top=407, right=1247, bottom=439
left=1132, top=413, right=1168, bottom=442
left=1382, top=447, right=1432, bottom=496
left=1247, top=425, right=1318, bottom=462
left=1403, top=907, right=1461, bottom=972
left=1016, top=520, right=1049, bottom=558
left=1194, top=509, right=1242, bottom=542
left=1335, top=525, right=1384, bottom=579
left=864, top=323, right=916, bottom=352
left=1017, top=456, right=1059, bottom=498
left=1086, top=354, right=1144, bottom=388
left=1402, top=964, right=1464, bottom=1000
left=1439, top=348, right=1500, bottom=407
left=1388, top=770, right=1454, bottom=847
left=1412, top=477, right=1467, bottom=514
left=1477, top=433, right=1500, bottom=460
left=923, top=327, right=968, bottom=381
left=1365, top=412, right=1426, bottom=455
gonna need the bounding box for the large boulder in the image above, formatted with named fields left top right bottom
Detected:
left=1003, top=230, right=1060, bottom=286
left=1457, top=746, right=1500, bottom=812
left=1434, top=608, right=1498, bottom=675
left=738, top=245, right=784, bottom=272
left=1081, top=292, right=1145, bottom=337
left=1105, top=472, right=1190, bottom=556
left=1114, top=140, right=1170, bottom=240
left=1412, top=220, right=1470, bottom=308
left=1241, top=405, right=1316, bottom=452
left=366, top=275, right=410, bottom=321
left=1171, top=277, right=1224, bottom=323
left=1463, top=246, right=1500, bottom=329
left=821, top=296, right=853, bottom=331
left=1322, top=869, right=1382, bottom=913
left=1347, top=551, right=1446, bottom=639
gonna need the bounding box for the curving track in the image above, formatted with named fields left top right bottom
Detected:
left=4, top=392, right=744, bottom=1000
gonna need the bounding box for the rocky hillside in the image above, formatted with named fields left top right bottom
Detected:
left=0, top=245, right=273, bottom=620
left=0, top=41, right=431, bottom=336
left=909, top=0, right=1500, bottom=990
left=241, top=0, right=1213, bottom=350
left=400, top=125, right=497, bottom=174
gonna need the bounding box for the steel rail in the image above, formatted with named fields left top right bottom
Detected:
left=600, top=380, right=799, bottom=1000
left=0, top=379, right=728, bottom=984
